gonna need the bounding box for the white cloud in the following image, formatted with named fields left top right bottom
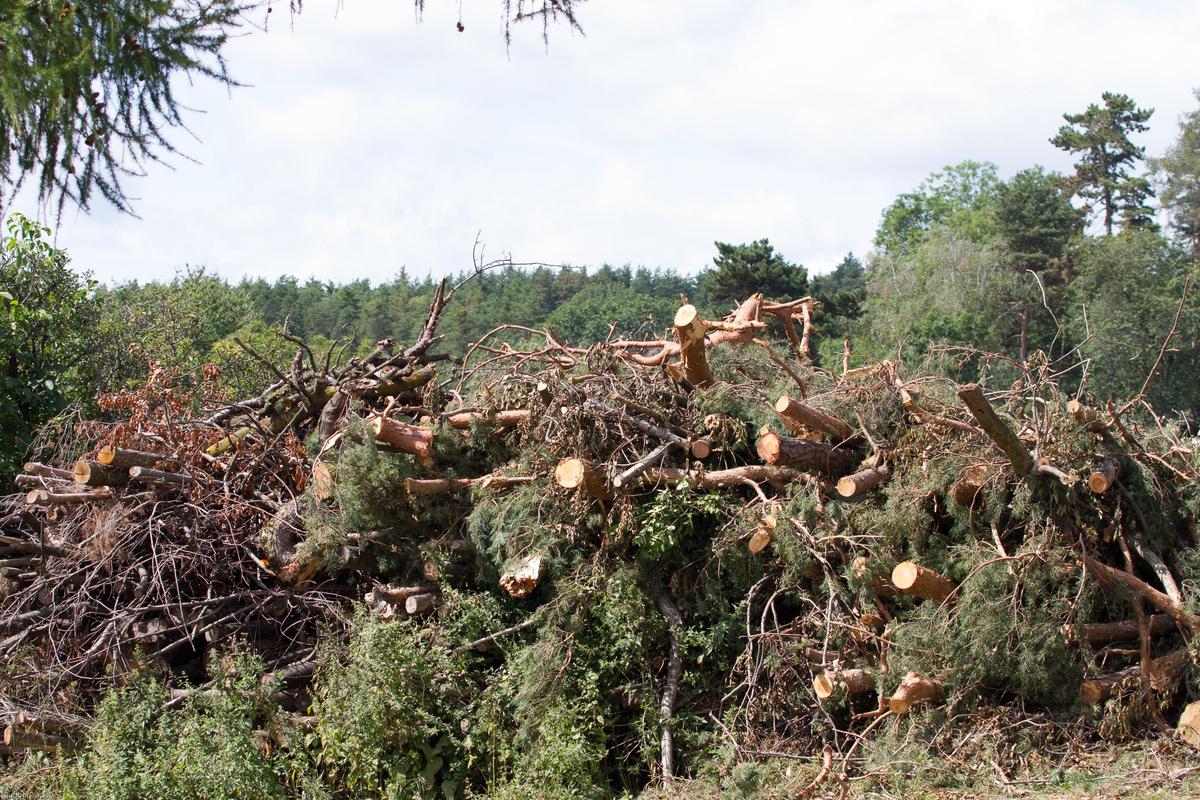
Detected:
left=19, top=0, right=1200, bottom=285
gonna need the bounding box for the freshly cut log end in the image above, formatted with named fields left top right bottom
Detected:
left=554, top=458, right=609, bottom=498
left=747, top=527, right=772, bottom=554
left=97, top=446, right=178, bottom=470
left=500, top=555, right=543, bottom=598
left=1087, top=456, right=1122, bottom=494
left=891, top=561, right=955, bottom=604
left=689, top=439, right=712, bottom=459
left=813, top=667, right=875, bottom=700
left=1067, top=399, right=1107, bottom=432
left=836, top=464, right=891, bottom=498
left=888, top=672, right=944, bottom=714
left=404, top=593, right=438, bottom=616
left=311, top=460, right=335, bottom=501
left=72, top=459, right=128, bottom=487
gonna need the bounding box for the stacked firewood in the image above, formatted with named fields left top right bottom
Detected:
left=2, top=280, right=1199, bottom=769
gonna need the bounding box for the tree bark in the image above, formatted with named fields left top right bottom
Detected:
left=755, top=431, right=858, bottom=476
left=127, top=466, right=196, bottom=488
left=891, top=561, right=955, bottom=604
left=673, top=304, right=715, bottom=388
left=836, top=463, right=891, bottom=498
left=774, top=395, right=855, bottom=441
left=371, top=416, right=435, bottom=464
left=813, top=667, right=875, bottom=699
left=957, top=384, right=1034, bottom=475
left=96, top=446, right=178, bottom=470
left=1067, top=399, right=1107, bottom=433
left=72, top=460, right=129, bottom=487
left=1081, top=614, right=1175, bottom=645
left=442, top=409, right=531, bottom=429
left=1080, top=648, right=1188, bottom=705
left=404, top=474, right=535, bottom=495
left=888, top=672, right=944, bottom=714
left=952, top=465, right=989, bottom=506
left=554, top=457, right=610, bottom=498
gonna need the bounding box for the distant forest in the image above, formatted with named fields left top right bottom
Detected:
left=3, top=91, right=1199, bottom=479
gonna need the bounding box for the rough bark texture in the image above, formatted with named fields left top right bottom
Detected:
left=957, top=384, right=1034, bottom=475
left=755, top=431, right=858, bottom=476
left=891, top=561, right=955, bottom=604
left=371, top=416, right=435, bottom=464
left=774, top=395, right=855, bottom=441
left=1080, top=648, right=1188, bottom=705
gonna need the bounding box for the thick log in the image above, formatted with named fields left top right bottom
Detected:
left=1081, top=614, right=1174, bottom=645
left=1088, top=456, right=1122, bottom=494
left=443, top=409, right=531, bottom=429
left=22, top=462, right=74, bottom=481
left=311, top=459, right=335, bottom=501
left=836, top=463, right=891, bottom=498
left=1080, top=648, right=1188, bottom=705
left=554, top=458, right=610, bottom=498
left=952, top=465, right=989, bottom=506
left=888, top=672, right=944, bottom=714
left=96, top=446, right=179, bottom=470
left=72, top=459, right=129, bottom=487
left=404, top=474, right=535, bottom=495
left=755, top=431, right=858, bottom=476
left=371, top=416, right=434, bottom=464
left=26, top=487, right=112, bottom=506
left=128, top=466, right=195, bottom=487
left=774, top=395, right=855, bottom=441
left=673, top=304, right=715, bottom=388
left=500, top=554, right=543, bottom=598
left=957, top=384, right=1034, bottom=475
left=404, top=593, right=439, bottom=616
left=891, top=561, right=955, bottom=604
left=1067, top=399, right=1107, bottom=432
left=813, top=667, right=875, bottom=699
left=612, top=442, right=675, bottom=489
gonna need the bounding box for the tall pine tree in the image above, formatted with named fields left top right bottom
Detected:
left=1051, top=92, right=1155, bottom=235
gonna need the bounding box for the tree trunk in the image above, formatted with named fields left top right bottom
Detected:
left=673, top=304, right=714, bottom=388
left=554, top=457, right=610, bottom=499
left=500, top=555, right=544, bottom=598
left=1087, top=456, right=1122, bottom=494
left=72, top=460, right=129, bottom=487
left=96, top=446, right=178, bottom=470
left=1081, top=614, right=1174, bottom=645
left=952, top=465, right=989, bottom=506
left=371, top=416, right=435, bottom=464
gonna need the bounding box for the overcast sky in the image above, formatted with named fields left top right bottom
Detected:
left=20, top=0, right=1200, bottom=285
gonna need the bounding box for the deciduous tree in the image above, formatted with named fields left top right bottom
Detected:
left=1153, top=88, right=1200, bottom=253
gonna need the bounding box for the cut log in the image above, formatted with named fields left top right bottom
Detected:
left=404, top=593, right=438, bottom=616
left=96, top=446, right=179, bottom=470
left=1179, top=701, right=1200, bottom=748
left=1067, top=399, right=1107, bottom=433
left=443, top=409, right=531, bottom=429
left=957, top=384, right=1033, bottom=475
left=311, top=459, right=335, bottom=501
left=813, top=667, right=875, bottom=699
left=371, top=416, right=434, bottom=464
left=22, top=462, right=74, bottom=481
left=500, top=554, right=543, bottom=598
left=633, top=465, right=824, bottom=492
left=72, top=459, right=129, bottom=487
left=1080, top=648, right=1188, bottom=705
left=404, top=474, right=535, bottom=495
left=26, top=487, right=112, bottom=506
left=888, top=672, right=944, bottom=714
left=891, top=561, right=955, bottom=604
left=747, top=526, right=772, bottom=554
left=952, top=465, right=989, bottom=506
left=554, top=457, right=611, bottom=498
left=14, top=474, right=71, bottom=488
left=128, top=466, right=195, bottom=488
left=1084, top=555, right=1199, bottom=633
left=368, top=584, right=437, bottom=606
left=689, top=439, right=712, bottom=459
left=673, top=304, right=715, bottom=388
left=774, top=395, right=855, bottom=441
left=1081, top=614, right=1174, bottom=645
left=1087, top=456, right=1122, bottom=494
left=755, top=431, right=858, bottom=476
left=836, top=464, right=891, bottom=498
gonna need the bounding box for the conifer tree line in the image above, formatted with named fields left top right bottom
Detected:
left=1, top=89, right=1199, bottom=484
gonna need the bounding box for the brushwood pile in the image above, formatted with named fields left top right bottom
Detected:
left=2, top=279, right=1199, bottom=798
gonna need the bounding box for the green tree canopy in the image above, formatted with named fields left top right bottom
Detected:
left=1153, top=88, right=1200, bottom=253
left=1051, top=92, right=1155, bottom=235
left=873, top=161, right=1001, bottom=256
left=0, top=212, right=96, bottom=480
left=701, top=238, right=807, bottom=309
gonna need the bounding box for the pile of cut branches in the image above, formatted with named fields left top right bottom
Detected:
left=2, top=284, right=1198, bottom=795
